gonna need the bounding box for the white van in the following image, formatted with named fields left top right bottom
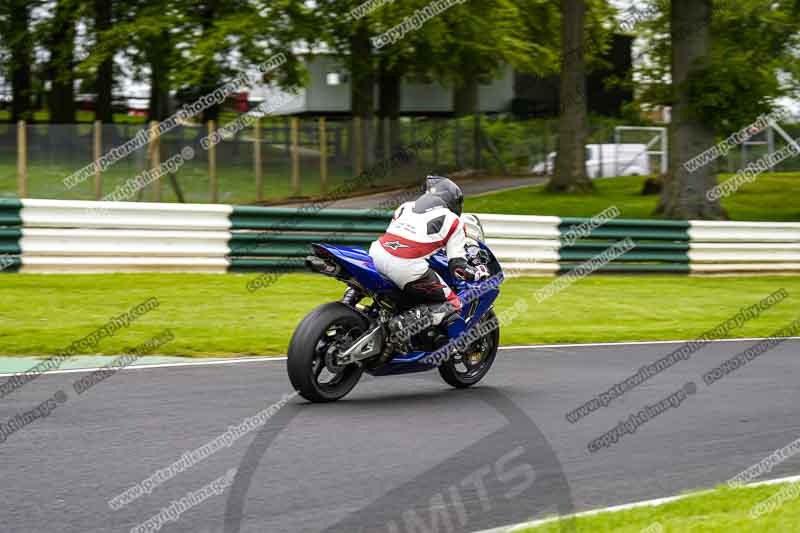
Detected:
left=531, top=144, right=651, bottom=178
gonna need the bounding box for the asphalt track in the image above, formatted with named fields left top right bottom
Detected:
left=2, top=339, right=799, bottom=533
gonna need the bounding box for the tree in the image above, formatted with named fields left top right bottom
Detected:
left=80, top=0, right=175, bottom=121
left=656, top=0, right=722, bottom=218
left=170, top=0, right=309, bottom=122
left=81, top=0, right=308, bottom=123
left=634, top=0, right=800, bottom=218
left=0, top=0, right=38, bottom=122
left=548, top=0, right=594, bottom=192
left=93, top=0, right=114, bottom=123
left=44, top=0, right=80, bottom=123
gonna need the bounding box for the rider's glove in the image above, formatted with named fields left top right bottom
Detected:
left=473, top=264, right=490, bottom=281
left=449, top=258, right=489, bottom=281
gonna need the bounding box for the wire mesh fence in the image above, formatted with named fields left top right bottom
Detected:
left=2, top=115, right=798, bottom=204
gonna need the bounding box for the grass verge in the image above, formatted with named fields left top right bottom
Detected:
left=518, top=481, right=800, bottom=532
left=0, top=273, right=798, bottom=357
left=463, top=173, right=800, bottom=221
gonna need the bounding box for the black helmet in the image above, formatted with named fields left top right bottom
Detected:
left=425, top=175, right=464, bottom=216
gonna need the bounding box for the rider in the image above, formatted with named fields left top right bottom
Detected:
left=369, top=176, right=490, bottom=337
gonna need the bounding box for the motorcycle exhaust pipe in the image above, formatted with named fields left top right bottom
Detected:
left=304, top=255, right=340, bottom=276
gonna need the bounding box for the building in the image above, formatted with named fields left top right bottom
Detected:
left=255, top=35, right=633, bottom=118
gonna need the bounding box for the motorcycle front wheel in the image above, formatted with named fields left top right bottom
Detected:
left=438, top=309, right=499, bottom=388
left=287, top=303, right=368, bottom=402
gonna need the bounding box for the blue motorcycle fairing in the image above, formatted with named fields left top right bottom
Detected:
left=311, top=241, right=503, bottom=375
left=313, top=244, right=397, bottom=293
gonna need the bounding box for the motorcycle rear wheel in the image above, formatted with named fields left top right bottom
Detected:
left=287, top=303, right=368, bottom=402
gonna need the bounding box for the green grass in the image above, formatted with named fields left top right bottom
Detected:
left=0, top=273, right=798, bottom=357
left=0, top=110, right=147, bottom=124
left=464, top=173, right=800, bottom=221
left=519, top=482, right=800, bottom=532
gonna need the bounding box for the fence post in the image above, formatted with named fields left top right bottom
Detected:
left=370, top=115, right=379, bottom=168
left=319, top=117, right=328, bottom=195
left=254, top=118, right=263, bottom=203
left=432, top=119, right=440, bottom=168
left=93, top=121, right=103, bottom=199
left=453, top=119, right=462, bottom=168
left=335, top=126, right=342, bottom=160
left=354, top=116, right=363, bottom=177
left=473, top=114, right=482, bottom=169
left=208, top=120, right=218, bottom=203
left=148, top=121, right=161, bottom=201
left=383, top=117, right=391, bottom=179
left=284, top=117, right=291, bottom=154
left=17, top=120, right=27, bottom=199
left=291, top=117, right=300, bottom=196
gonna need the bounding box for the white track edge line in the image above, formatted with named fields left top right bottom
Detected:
left=472, top=473, right=800, bottom=533
left=1, top=336, right=798, bottom=378
left=0, top=356, right=287, bottom=378
left=498, top=336, right=800, bottom=350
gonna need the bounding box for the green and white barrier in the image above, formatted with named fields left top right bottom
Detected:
left=481, top=214, right=800, bottom=275
left=480, top=214, right=691, bottom=274
left=1, top=198, right=798, bottom=275
left=0, top=199, right=390, bottom=274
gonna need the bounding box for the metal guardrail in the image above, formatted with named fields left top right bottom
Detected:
left=0, top=198, right=798, bottom=275
left=480, top=213, right=800, bottom=275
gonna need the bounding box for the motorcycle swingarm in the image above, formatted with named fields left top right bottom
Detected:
left=337, top=325, right=385, bottom=365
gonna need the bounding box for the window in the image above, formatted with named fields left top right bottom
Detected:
left=326, top=72, right=348, bottom=85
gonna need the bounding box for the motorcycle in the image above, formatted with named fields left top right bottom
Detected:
left=287, top=215, right=504, bottom=403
